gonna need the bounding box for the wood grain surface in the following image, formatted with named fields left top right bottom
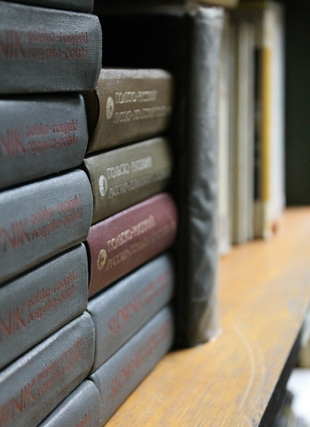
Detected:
left=104, top=207, right=310, bottom=427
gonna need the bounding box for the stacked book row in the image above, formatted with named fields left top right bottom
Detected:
left=0, top=1, right=178, bottom=426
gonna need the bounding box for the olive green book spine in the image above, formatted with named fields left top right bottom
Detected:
left=83, top=136, right=173, bottom=224
left=83, top=68, right=173, bottom=153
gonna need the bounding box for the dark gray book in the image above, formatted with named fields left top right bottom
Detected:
left=96, top=5, right=223, bottom=347
left=83, top=68, right=173, bottom=153
left=90, top=306, right=173, bottom=426
left=0, top=1, right=102, bottom=94
left=5, top=0, right=94, bottom=12
left=0, top=93, right=88, bottom=190
left=0, top=244, right=88, bottom=371
left=0, top=169, right=93, bottom=285
left=0, top=311, right=95, bottom=427
left=39, top=380, right=101, bottom=427
left=88, top=252, right=174, bottom=372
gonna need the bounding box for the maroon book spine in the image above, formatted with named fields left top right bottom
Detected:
left=87, top=193, right=177, bottom=297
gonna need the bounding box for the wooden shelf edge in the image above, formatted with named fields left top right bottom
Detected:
left=104, top=207, right=310, bottom=427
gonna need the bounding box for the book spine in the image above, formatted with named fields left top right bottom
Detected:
left=83, top=136, right=173, bottom=224
left=174, top=7, right=224, bottom=346
left=5, top=0, right=94, bottom=12
left=0, top=311, right=95, bottom=427
left=0, top=93, right=88, bottom=190
left=0, top=169, right=93, bottom=285
left=88, top=252, right=174, bottom=372
left=38, top=380, right=101, bottom=427
left=87, top=192, right=177, bottom=297
left=0, top=1, right=102, bottom=94
left=90, top=306, right=173, bottom=426
left=84, top=68, right=173, bottom=153
left=0, top=244, right=88, bottom=371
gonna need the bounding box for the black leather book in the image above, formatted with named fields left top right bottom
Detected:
left=0, top=1, right=102, bottom=94
left=0, top=169, right=93, bottom=285
left=95, top=5, right=223, bottom=347
left=0, top=93, right=88, bottom=190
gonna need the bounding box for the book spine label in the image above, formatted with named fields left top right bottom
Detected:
left=6, top=0, right=94, bottom=12
left=84, top=68, right=173, bottom=153
left=88, top=252, right=174, bottom=372
left=0, top=94, right=88, bottom=190
left=90, top=306, right=173, bottom=426
left=0, top=312, right=95, bottom=427
left=0, top=2, right=102, bottom=94
left=87, top=193, right=177, bottom=297
left=0, top=169, right=93, bottom=285
left=0, top=244, right=88, bottom=371
left=39, top=380, right=101, bottom=427
left=84, top=137, right=173, bottom=224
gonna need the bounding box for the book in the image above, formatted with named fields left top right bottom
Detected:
left=88, top=252, right=174, bottom=372
left=0, top=93, right=88, bottom=191
left=230, top=11, right=255, bottom=244
left=38, top=380, right=101, bottom=427
left=0, top=311, right=95, bottom=427
left=5, top=0, right=94, bottom=12
left=0, top=244, right=88, bottom=371
left=90, top=305, right=174, bottom=426
left=238, top=0, right=285, bottom=239
left=83, top=68, right=173, bottom=154
left=87, top=192, right=177, bottom=297
left=0, top=168, right=93, bottom=285
left=96, top=5, right=223, bottom=346
left=0, top=1, right=102, bottom=94
left=83, top=136, right=173, bottom=224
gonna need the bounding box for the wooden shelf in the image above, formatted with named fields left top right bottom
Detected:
left=105, top=207, right=310, bottom=427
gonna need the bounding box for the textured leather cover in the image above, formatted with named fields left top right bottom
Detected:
left=0, top=1, right=102, bottom=94
left=0, top=244, right=88, bottom=371
left=39, top=380, right=101, bottom=427
left=0, top=312, right=95, bottom=427
left=83, top=68, right=173, bottom=153
left=90, top=306, right=173, bottom=426
left=84, top=136, right=173, bottom=224
left=0, top=93, right=88, bottom=190
left=0, top=169, right=93, bottom=285
left=87, top=193, right=177, bottom=297
left=97, top=6, right=223, bottom=347
left=6, top=0, right=94, bottom=12
left=88, top=252, right=174, bottom=372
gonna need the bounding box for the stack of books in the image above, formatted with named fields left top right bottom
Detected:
left=217, top=0, right=285, bottom=254
left=83, top=68, right=177, bottom=425
left=0, top=0, right=103, bottom=425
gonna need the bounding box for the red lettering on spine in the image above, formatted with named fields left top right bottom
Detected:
left=0, top=303, right=26, bottom=342
left=0, top=218, right=30, bottom=254
left=0, top=31, right=25, bottom=59
left=0, top=129, right=25, bottom=156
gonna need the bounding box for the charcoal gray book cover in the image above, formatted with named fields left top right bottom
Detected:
left=0, top=1, right=102, bottom=94
left=0, top=169, right=93, bottom=285
left=0, top=93, right=88, bottom=190
left=90, top=306, right=173, bottom=425
left=39, top=380, right=101, bottom=427
left=88, top=252, right=174, bottom=372
left=0, top=312, right=95, bottom=427
left=0, top=244, right=88, bottom=371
